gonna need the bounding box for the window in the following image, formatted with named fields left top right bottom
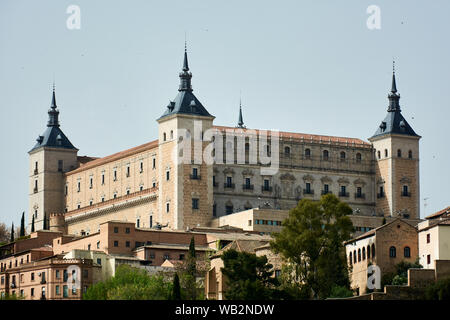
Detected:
left=378, top=186, right=385, bottom=198
left=372, top=244, right=376, bottom=257
left=89, top=176, right=93, bottom=189
left=31, top=288, right=34, bottom=297
left=384, top=149, right=388, bottom=157
left=284, top=146, right=290, bottom=156
left=408, top=150, right=412, bottom=159
left=166, top=171, right=170, bottom=181
left=58, top=160, right=63, bottom=172
left=125, top=227, right=130, bottom=234
left=427, top=233, right=430, bottom=243
left=72, top=285, right=77, bottom=295
left=97, top=241, right=100, bottom=249
left=77, top=181, right=81, bottom=192
left=101, top=173, right=105, bottom=185
left=113, top=169, right=117, bottom=181
left=149, top=215, right=153, bottom=228
left=323, top=184, right=329, bottom=194
left=163, top=132, right=166, bottom=141
left=362, top=247, right=366, bottom=260
left=87, top=244, right=91, bottom=251
left=427, top=254, right=431, bottom=265
left=63, top=270, right=68, bottom=282
left=56, top=285, right=60, bottom=295
left=114, top=227, right=118, bottom=233
left=126, top=166, right=130, bottom=177
left=305, top=148, right=311, bottom=159
left=323, top=150, right=329, bottom=160
left=245, top=177, right=251, bottom=189
left=34, top=161, right=38, bottom=174
left=377, top=150, right=381, bottom=159
left=192, top=168, right=198, bottom=179
left=152, top=158, right=156, bottom=169
left=41, top=287, right=46, bottom=299
left=31, top=272, right=35, bottom=281
left=263, top=179, right=270, bottom=191
left=55, top=270, right=60, bottom=279
left=340, top=151, right=346, bottom=160
left=339, top=185, right=348, bottom=197
left=349, top=252, right=353, bottom=265
left=192, top=198, right=199, bottom=210
left=404, top=246, right=411, bottom=258
left=356, top=187, right=362, bottom=198
left=305, top=182, right=311, bottom=194
left=89, top=200, right=93, bottom=206
left=140, top=185, right=144, bottom=191
left=63, top=285, right=68, bottom=298
left=367, top=245, right=371, bottom=259
left=140, top=161, right=144, bottom=173
left=114, top=241, right=119, bottom=247
left=226, top=205, right=233, bottom=215
left=179, top=254, right=185, bottom=261
left=353, top=250, right=357, bottom=263
left=166, top=203, right=170, bottom=213
left=126, top=241, right=130, bottom=248
left=356, top=153, right=362, bottom=162
left=358, top=249, right=361, bottom=262
left=97, top=258, right=102, bottom=265
left=389, top=246, right=396, bottom=258
left=402, top=185, right=410, bottom=197
left=397, top=149, right=402, bottom=157
left=213, top=204, right=217, bottom=217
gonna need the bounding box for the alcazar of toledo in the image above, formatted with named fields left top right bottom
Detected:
left=28, top=48, right=422, bottom=238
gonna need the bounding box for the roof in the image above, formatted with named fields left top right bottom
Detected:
left=213, top=126, right=371, bottom=146
left=345, top=218, right=415, bottom=244
left=419, top=217, right=450, bottom=232
left=213, top=239, right=270, bottom=258
left=370, top=110, right=419, bottom=139
left=29, top=125, right=77, bottom=152
left=66, top=140, right=158, bottom=175
left=158, top=90, right=213, bottom=120
left=426, top=206, right=450, bottom=220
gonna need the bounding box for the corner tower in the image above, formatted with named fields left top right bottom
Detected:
left=28, top=87, right=78, bottom=232
left=368, top=67, right=421, bottom=219
left=156, top=45, right=215, bottom=230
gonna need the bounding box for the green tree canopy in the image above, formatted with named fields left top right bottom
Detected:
left=270, top=194, right=354, bottom=299
left=83, top=264, right=172, bottom=300
left=221, top=249, right=281, bottom=300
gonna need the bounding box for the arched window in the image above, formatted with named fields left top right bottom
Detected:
left=397, top=149, right=402, bottom=157
left=384, top=149, right=388, bottom=157
left=356, top=153, right=362, bottom=162
left=367, top=245, right=371, bottom=259
left=362, top=247, right=366, bottom=260
left=340, top=151, right=346, bottom=160
left=349, top=252, right=353, bottom=265
left=163, top=132, right=166, bottom=141
left=389, top=246, right=396, bottom=258
left=372, top=244, right=376, bottom=258
left=358, top=248, right=361, bottom=262
left=404, top=246, right=411, bottom=258
left=323, top=150, right=329, bottom=160
left=284, top=146, right=290, bottom=156
left=377, top=150, right=381, bottom=159
left=266, top=145, right=271, bottom=156
left=305, top=148, right=311, bottom=159
left=408, top=150, right=412, bottom=159
left=170, top=130, right=173, bottom=139
left=353, top=250, right=357, bottom=263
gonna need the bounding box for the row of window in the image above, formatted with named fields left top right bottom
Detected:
left=4, top=284, right=83, bottom=299
left=348, top=245, right=411, bottom=265
left=377, top=149, right=413, bottom=159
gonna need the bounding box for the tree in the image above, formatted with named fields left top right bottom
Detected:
left=271, top=194, right=354, bottom=299
left=10, top=223, right=14, bottom=243
left=382, top=259, right=423, bottom=287
left=221, top=249, right=280, bottom=300
left=31, top=215, right=35, bottom=233
left=20, top=212, right=25, bottom=237
left=425, top=277, right=450, bottom=300
left=83, top=264, right=172, bottom=300
left=0, top=222, right=11, bottom=244
left=176, top=236, right=201, bottom=300
left=171, top=273, right=181, bottom=300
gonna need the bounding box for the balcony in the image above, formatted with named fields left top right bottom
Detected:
left=242, top=184, right=254, bottom=190
left=224, top=183, right=235, bottom=189
left=303, top=189, right=314, bottom=195
left=355, top=193, right=366, bottom=199
left=401, top=192, right=411, bottom=197
left=261, top=186, right=273, bottom=192
left=190, top=174, right=201, bottom=180
left=338, top=192, right=350, bottom=197
left=321, top=190, right=331, bottom=195
left=377, top=192, right=385, bottom=198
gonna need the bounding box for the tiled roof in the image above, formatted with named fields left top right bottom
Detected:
left=66, top=140, right=158, bottom=175
left=426, top=206, right=450, bottom=219
left=213, top=126, right=371, bottom=147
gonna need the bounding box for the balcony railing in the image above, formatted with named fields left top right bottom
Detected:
left=321, top=190, right=332, bottom=195
left=190, top=174, right=201, bottom=180
left=401, top=192, right=411, bottom=197
left=224, top=183, right=235, bottom=189
left=355, top=193, right=366, bottom=199
left=242, top=184, right=254, bottom=190
left=377, top=192, right=385, bottom=198
left=339, top=192, right=350, bottom=197
left=261, top=186, right=273, bottom=192
left=303, top=189, right=314, bottom=195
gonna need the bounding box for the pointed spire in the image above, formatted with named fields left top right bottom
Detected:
left=179, top=41, right=193, bottom=92
left=387, top=62, right=401, bottom=112
left=47, top=84, right=60, bottom=127
left=237, top=97, right=245, bottom=128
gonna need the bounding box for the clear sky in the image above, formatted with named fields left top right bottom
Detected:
left=1, top=0, right=449, bottom=226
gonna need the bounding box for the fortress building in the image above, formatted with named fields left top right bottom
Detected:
left=28, top=48, right=421, bottom=236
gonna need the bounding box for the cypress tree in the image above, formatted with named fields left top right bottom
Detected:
left=20, top=212, right=25, bottom=237
left=43, top=213, right=47, bottom=230
left=172, top=273, right=181, bottom=300
left=189, top=237, right=196, bottom=259
left=31, top=215, right=35, bottom=233
left=10, top=223, right=14, bottom=243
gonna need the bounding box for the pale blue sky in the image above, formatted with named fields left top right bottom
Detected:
left=1, top=0, right=449, bottom=226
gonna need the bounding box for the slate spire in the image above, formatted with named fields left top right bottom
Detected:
left=387, top=61, right=400, bottom=112
left=237, top=98, right=245, bottom=128
left=179, top=42, right=193, bottom=92
left=47, top=84, right=60, bottom=127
